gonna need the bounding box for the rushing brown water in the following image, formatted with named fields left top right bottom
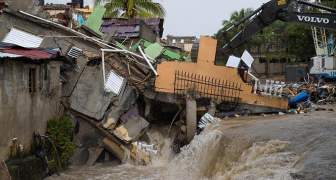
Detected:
left=49, top=107, right=336, bottom=180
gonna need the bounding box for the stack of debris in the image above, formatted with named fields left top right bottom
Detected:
left=282, top=81, right=336, bottom=113
left=3, top=2, right=336, bottom=171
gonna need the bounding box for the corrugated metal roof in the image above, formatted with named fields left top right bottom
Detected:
left=2, top=28, right=43, bottom=48
left=101, top=18, right=164, bottom=38
left=102, top=18, right=161, bottom=26
left=0, top=42, right=60, bottom=60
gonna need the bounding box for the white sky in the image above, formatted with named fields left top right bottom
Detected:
left=44, top=0, right=269, bottom=37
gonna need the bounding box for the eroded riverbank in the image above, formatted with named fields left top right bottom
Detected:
left=48, top=106, right=336, bottom=180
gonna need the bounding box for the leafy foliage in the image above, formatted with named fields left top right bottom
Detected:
left=46, top=116, right=75, bottom=169
left=96, top=0, right=165, bottom=18
left=215, top=8, right=315, bottom=62
left=321, top=0, right=336, bottom=8
left=216, top=8, right=255, bottom=55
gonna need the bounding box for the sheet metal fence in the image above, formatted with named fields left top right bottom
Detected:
left=174, top=70, right=242, bottom=105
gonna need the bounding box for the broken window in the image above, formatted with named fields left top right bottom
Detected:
left=28, top=68, right=36, bottom=93
left=172, top=39, right=176, bottom=44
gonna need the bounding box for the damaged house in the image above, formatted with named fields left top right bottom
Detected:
left=0, top=3, right=291, bottom=172
left=0, top=7, right=156, bottom=165
left=0, top=43, right=64, bottom=160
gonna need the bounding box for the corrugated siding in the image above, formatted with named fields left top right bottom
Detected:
left=2, top=28, right=43, bottom=48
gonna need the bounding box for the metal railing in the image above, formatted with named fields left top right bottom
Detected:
left=173, top=70, right=242, bottom=105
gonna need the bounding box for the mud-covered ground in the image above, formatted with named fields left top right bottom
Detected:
left=48, top=105, right=336, bottom=180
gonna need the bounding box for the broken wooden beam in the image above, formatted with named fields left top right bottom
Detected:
left=102, top=138, right=129, bottom=163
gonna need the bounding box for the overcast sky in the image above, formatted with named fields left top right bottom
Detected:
left=44, top=0, right=268, bottom=37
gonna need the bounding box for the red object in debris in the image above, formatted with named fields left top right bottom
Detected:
left=1, top=49, right=58, bottom=59
left=0, top=43, right=60, bottom=60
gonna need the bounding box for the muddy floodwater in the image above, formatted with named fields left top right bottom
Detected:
left=48, top=106, right=336, bottom=180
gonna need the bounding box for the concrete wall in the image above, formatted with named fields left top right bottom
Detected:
left=155, top=36, right=288, bottom=111
left=0, top=60, right=62, bottom=160
left=252, top=57, right=286, bottom=76
left=5, top=0, right=41, bottom=13
left=0, top=10, right=102, bottom=97
left=0, top=11, right=106, bottom=159
left=70, top=65, right=116, bottom=120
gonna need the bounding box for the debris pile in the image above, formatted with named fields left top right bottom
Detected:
left=283, top=82, right=336, bottom=113
left=1, top=3, right=336, bottom=174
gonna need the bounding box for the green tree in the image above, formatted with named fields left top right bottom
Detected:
left=46, top=116, right=75, bottom=169
left=215, top=8, right=315, bottom=62
left=96, top=0, right=165, bottom=18
left=285, top=23, right=315, bottom=61
left=321, top=0, right=336, bottom=8
left=216, top=8, right=254, bottom=53
left=223, top=8, right=254, bottom=29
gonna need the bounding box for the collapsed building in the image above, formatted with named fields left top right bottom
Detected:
left=0, top=7, right=162, bottom=165
left=0, top=3, right=291, bottom=176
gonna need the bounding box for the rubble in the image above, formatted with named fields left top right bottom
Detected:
left=280, top=81, right=336, bottom=113
left=1, top=2, right=336, bottom=174
left=113, top=107, right=149, bottom=143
